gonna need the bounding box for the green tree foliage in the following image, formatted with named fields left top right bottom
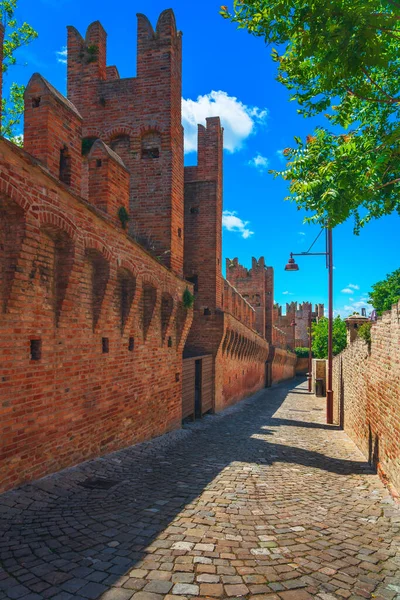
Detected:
left=358, top=321, right=372, bottom=344
left=368, top=267, right=400, bottom=315
left=311, top=316, right=347, bottom=359
left=221, top=1, right=400, bottom=232
left=294, top=346, right=311, bottom=358
left=1, top=0, right=38, bottom=142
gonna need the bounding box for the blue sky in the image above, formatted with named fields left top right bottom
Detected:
left=7, top=0, right=400, bottom=317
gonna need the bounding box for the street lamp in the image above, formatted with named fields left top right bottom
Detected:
left=308, top=310, right=312, bottom=393
left=284, top=227, right=334, bottom=424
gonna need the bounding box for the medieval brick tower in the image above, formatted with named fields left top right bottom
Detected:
left=67, top=12, right=184, bottom=275
left=226, top=257, right=274, bottom=343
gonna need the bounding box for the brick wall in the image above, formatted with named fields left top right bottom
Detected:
left=271, top=348, right=297, bottom=384
left=333, top=301, right=400, bottom=494
left=226, top=256, right=274, bottom=343
left=273, top=302, right=323, bottom=348
left=67, top=12, right=184, bottom=274
left=0, top=138, right=193, bottom=493
left=215, top=314, right=269, bottom=411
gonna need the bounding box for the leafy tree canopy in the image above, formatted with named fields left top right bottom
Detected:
left=311, top=316, right=347, bottom=359
left=221, top=1, right=400, bottom=233
left=368, top=267, right=400, bottom=314
left=1, top=0, right=38, bottom=142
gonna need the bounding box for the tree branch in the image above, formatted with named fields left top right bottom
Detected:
left=347, top=89, right=400, bottom=105
left=375, top=178, right=400, bottom=190
left=361, top=67, right=397, bottom=103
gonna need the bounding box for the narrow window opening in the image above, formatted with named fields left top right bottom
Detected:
left=128, top=337, right=134, bottom=351
left=142, top=147, right=160, bottom=159
left=204, top=307, right=211, bottom=316
left=190, top=206, right=199, bottom=214
left=141, top=131, right=161, bottom=160
left=32, top=97, right=41, bottom=108
left=187, top=275, right=198, bottom=292
left=82, top=137, right=97, bottom=156
left=102, top=337, right=109, bottom=353
left=168, top=336, right=173, bottom=347
left=178, top=228, right=182, bottom=238
left=30, top=339, right=42, bottom=361
left=175, top=372, right=180, bottom=382
left=96, top=159, right=102, bottom=168
left=59, top=146, right=71, bottom=186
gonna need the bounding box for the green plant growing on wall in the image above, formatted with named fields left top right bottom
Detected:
left=312, top=316, right=347, bottom=359
left=1, top=0, right=38, bottom=142
left=368, top=268, right=400, bottom=315
left=358, top=322, right=372, bottom=345
left=294, top=347, right=311, bottom=358
left=117, top=206, right=129, bottom=230
left=183, top=288, right=194, bottom=309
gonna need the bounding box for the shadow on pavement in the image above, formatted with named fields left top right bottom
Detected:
left=0, top=378, right=374, bottom=599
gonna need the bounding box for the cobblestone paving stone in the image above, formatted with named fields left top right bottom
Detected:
left=1, top=379, right=399, bottom=600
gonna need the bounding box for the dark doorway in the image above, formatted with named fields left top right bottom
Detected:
left=195, top=359, right=202, bottom=418
left=265, top=361, right=272, bottom=388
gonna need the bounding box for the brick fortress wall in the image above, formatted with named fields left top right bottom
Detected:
left=0, top=9, right=278, bottom=491
left=0, top=10, right=192, bottom=493
left=333, top=303, right=400, bottom=494
left=273, top=302, right=324, bottom=349
left=225, top=257, right=296, bottom=388
left=183, top=120, right=272, bottom=411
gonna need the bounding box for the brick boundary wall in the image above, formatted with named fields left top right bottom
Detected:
left=0, top=139, right=193, bottom=493
left=271, top=348, right=297, bottom=385
left=333, top=301, right=400, bottom=495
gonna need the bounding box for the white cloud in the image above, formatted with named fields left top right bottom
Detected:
left=222, top=210, right=254, bottom=239
left=56, top=46, right=67, bottom=64
left=276, top=149, right=285, bottom=163
left=348, top=283, right=359, bottom=290
left=248, top=154, right=269, bottom=171
left=298, top=231, right=306, bottom=236
left=282, top=291, right=293, bottom=295
left=341, top=288, right=353, bottom=294
left=182, top=90, right=267, bottom=154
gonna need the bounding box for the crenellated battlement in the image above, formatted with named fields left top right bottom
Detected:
left=24, top=73, right=83, bottom=196
left=223, top=279, right=255, bottom=331
left=0, top=9, right=296, bottom=493
left=273, top=300, right=325, bottom=348
left=225, top=256, right=274, bottom=343
left=66, top=11, right=184, bottom=274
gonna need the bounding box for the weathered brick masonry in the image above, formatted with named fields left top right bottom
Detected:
left=273, top=301, right=324, bottom=349
left=226, top=257, right=296, bottom=388
left=0, top=136, right=193, bottom=493
left=0, top=9, right=295, bottom=492
left=333, top=302, right=400, bottom=494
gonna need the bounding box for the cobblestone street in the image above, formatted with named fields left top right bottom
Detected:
left=1, top=379, right=399, bottom=600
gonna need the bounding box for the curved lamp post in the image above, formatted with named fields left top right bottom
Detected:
left=285, top=228, right=334, bottom=424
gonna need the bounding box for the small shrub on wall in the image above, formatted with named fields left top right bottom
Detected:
left=295, top=347, right=311, bottom=358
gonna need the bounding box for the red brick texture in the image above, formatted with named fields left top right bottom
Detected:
left=271, top=348, right=297, bottom=385
left=226, top=257, right=272, bottom=341
left=67, top=13, right=184, bottom=274
left=273, top=302, right=324, bottom=349
left=0, top=9, right=291, bottom=493
left=225, top=257, right=296, bottom=389
left=0, top=139, right=193, bottom=493
left=183, top=120, right=272, bottom=411
left=333, top=302, right=400, bottom=494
